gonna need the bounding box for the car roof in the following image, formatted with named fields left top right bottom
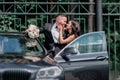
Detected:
left=0, top=31, right=26, bottom=36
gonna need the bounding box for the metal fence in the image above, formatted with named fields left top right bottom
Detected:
left=0, top=1, right=96, bottom=33
left=102, top=2, right=120, bottom=80
left=0, top=0, right=120, bottom=80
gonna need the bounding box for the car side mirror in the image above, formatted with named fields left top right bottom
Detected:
left=60, top=47, right=77, bottom=62
left=64, top=47, right=78, bottom=55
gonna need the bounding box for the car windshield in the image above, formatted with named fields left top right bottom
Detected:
left=0, top=35, right=44, bottom=56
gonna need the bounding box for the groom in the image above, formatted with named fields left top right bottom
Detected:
left=26, top=14, right=67, bottom=57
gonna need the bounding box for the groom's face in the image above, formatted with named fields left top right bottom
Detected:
left=56, top=16, right=67, bottom=28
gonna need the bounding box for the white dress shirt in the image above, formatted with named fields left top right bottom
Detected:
left=51, top=23, right=59, bottom=43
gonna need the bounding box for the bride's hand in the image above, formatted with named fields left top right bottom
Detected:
left=58, top=24, right=63, bottom=31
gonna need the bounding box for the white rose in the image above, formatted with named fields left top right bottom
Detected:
left=28, top=31, right=35, bottom=39
left=27, top=24, right=40, bottom=38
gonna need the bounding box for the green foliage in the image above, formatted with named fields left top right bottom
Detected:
left=0, top=14, right=15, bottom=31
left=112, top=32, right=120, bottom=71
left=105, top=30, right=120, bottom=71
left=102, top=0, right=120, bottom=71
left=103, top=0, right=120, bottom=2
left=27, top=18, right=37, bottom=25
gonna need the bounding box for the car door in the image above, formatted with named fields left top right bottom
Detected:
left=54, top=31, right=109, bottom=80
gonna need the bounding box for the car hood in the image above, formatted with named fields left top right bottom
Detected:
left=0, top=59, right=55, bottom=70
left=0, top=54, right=57, bottom=70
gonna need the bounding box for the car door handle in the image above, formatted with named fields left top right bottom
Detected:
left=96, top=56, right=107, bottom=61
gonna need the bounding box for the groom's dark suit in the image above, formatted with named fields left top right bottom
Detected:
left=40, top=23, right=54, bottom=51
left=40, top=23, right=67, bottom=57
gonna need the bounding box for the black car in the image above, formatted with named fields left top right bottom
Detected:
left=0, top=31, right=109, bottom=80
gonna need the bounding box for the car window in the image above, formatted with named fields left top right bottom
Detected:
left=69, top=32, right=106, bottom=54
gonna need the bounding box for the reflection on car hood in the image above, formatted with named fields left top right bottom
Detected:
left=0, top=59, right=54, bottom=70
left=0, top=54, right=55, bottom=67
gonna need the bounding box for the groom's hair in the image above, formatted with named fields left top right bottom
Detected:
left=56, top=14, right=67, bottom=18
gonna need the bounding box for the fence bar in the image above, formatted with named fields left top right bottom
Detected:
left=0, top=2, right=95, bottom=5
left=0, top=13, right=95, bottom=15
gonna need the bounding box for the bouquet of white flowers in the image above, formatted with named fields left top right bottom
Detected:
left=26, top=24, right=40, bottom=39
